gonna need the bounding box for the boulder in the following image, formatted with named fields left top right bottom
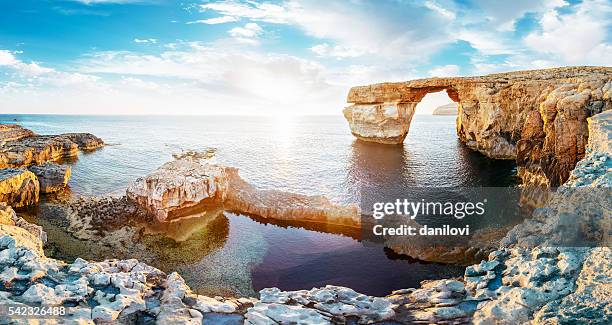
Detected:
left=28, top=162, right=72, bottom=193
left=60, top=133, right=105, bottom=151
left=126, top=157, right=229, bottom=222
left=0, top=168, right=39, bottom=207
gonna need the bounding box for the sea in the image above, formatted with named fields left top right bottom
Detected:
left=0, top=114, right=519, bottom=297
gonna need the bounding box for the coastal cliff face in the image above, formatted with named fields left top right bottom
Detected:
left=0, top=169, right=39, bottom=207
left=344, top=66, right=612, bottom=186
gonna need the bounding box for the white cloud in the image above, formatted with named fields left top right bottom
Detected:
left=457, top=30, right=518, bottom=56
left=199, top=0, right=455, bottom=61
left=309, top=43, right=365, bottom=59
left=524, top=0, right=612, bottom=65
left=134, top=38, right=157, bottom=44
left=0, top=50, right=19, bottom=66
left=70, top=42, right=345, bottom=114
left=0, top=50, right=55, bottom=76
left=229, top=23, right=262, bottom=38
left=200, top=1, right=291, bottom=24
left=428, top=65, right=460, bottom=77
left=0, top=49, right=101, bottom=99
left=120, top=77, right=160, bottom=90
left=424, top=1, right=455, bottom=20
left=471, top=0, right=568, bottom=31
left=228, top=23, right=263, bottom=44
left=187, top=16, right=238, bottom=24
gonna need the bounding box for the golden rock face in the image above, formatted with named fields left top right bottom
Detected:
left=0, top=168, right=39, bottom=207
left=0, top=124, right=104, bottom=168
left=344, top=66, right=612, bottom=187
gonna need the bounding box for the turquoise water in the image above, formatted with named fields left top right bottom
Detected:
left=2, top=114, right=517, bottom=296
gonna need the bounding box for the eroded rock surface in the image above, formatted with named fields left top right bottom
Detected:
left=247, top=286, right=395, bottom=324
left=0, top=124, right=34, bottom=142
left=225, top=167, right=360, bottom=228
left=0, top=124, right=104, bottom=168
left=127, top=152, right=360, bottom=227
left=0, top=144, right=609, bottom=324
left=28, top=162, right=71, bottom=193
left=503, top=110, right=612, bottom=249
left=126, top=157, right=230, bottom=221
left=345, top=67, right=612, bottom=186
left=0, top=204, right=46, bottom=245
left=386, top=221, right=512, bottom=265
left=0, top=168, right=39, bottom=207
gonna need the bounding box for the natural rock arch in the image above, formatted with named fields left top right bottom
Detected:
left=343, top=66, right=612, bottom=187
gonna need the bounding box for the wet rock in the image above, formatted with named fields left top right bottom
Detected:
left=0, top=168, right=39, bottom=207
left=28, top=162, right=71, bottom=193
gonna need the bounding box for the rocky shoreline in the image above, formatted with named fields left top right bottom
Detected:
left=344, top=66, right=611, bottom=188
left=0, top=69, right=609, bottom=324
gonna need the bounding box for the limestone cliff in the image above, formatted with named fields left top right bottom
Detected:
left=344, top=66, right=612, bottom=186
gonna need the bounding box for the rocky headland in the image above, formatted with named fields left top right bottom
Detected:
left=0, top=125, right=104, bottom=169
left=0, top=124, right=103, bottom=207
left=344, top=66, right=611, bottom=187
left=432, top=103, right=458, bottom=116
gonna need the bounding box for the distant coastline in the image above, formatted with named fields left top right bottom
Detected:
left=432, top=103, right=458, bottom=116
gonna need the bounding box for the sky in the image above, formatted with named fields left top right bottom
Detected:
left=0, top=0, right=610, bottom=115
